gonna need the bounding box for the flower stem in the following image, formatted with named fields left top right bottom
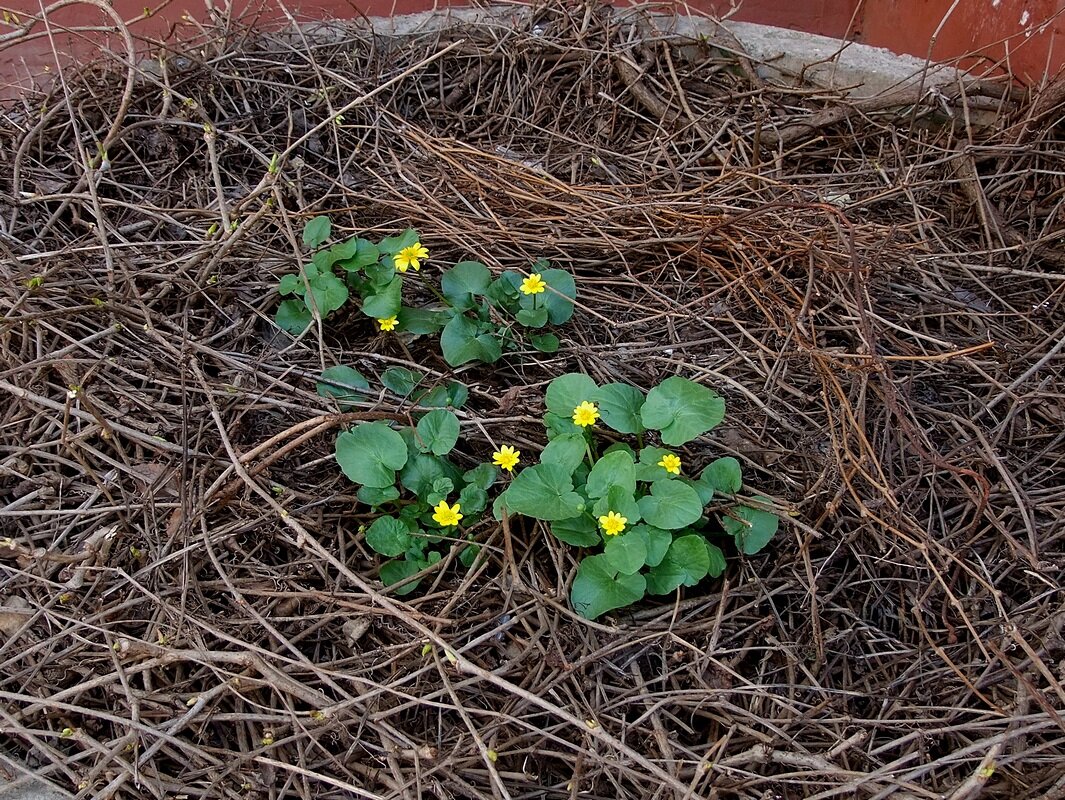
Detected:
left=416, top=269, right=449, bottom=305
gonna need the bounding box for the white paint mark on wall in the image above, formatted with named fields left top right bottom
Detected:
left=1020, top=9, right=1030, bottom=25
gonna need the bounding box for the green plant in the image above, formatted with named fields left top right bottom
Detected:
left=276, top=216, right=577, bottom=366
left=316, top=364, right=488, bottom=593
left=493, top=373, right=780, bottom=619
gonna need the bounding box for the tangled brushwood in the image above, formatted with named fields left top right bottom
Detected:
left=2, top=3, right=1065, bottom=798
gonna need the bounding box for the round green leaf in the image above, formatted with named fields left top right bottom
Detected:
left=416, top=409, right=460, bottom=456
left=308, top=272, right=349, bottom=317
left=543, top=412, right=575, bottom=439
left=414, top=380, right=468, bottom=409
left=629, top=525, right=671, bottom=567
left=381, top=366, right=424, bottom=398
left=317, top=365, right=370, bottom=407
left=278, top=273, right=301, bottom=295
left=603, top=532, right=647, bottom=575
left=275, top=299, right=311, bottom=335
left=640, top=377, right=725, bottom=446
left=380, top=558, right=426, bottom=595
left=540, top=432, right=587, bottom=474
left=722, top=500, right=780, bottom=555
left=397, top=306, right=447, bottom=335
left=360, top=274, right=402, bottom=319
left=704, top=540, right=727, bottom=577
left=365, top=517, right=413, bottom=557
left=645, top=535, right=711, bottom=595
left=592, top=485, right=641, bottom=526
left=440, top=314, right=502, bottom=366
left=400, top=453, right=460, bottom=502
left=377, top=228, right=419, bottom=256
left=549, top=514, right=600, bottom=546
left=586, top=450, right=636, bottom=499
left=357, top=484, right=400, bottom=507
left=335, top=422, right=408, bottom=488
left=545, top=373, right=598, bottom=417
left=515, top=307, right=549, bottom=328
left=538, top=269, right=577, bottom=324
left=637, top=479, right=703, bottom=530
left=462, top=463, right=497, bottom=491
left=593, top=383, right=645, bottom=434
left=529, top=333, right=560, bottom=353
left=302, top=216, right=331, bottom=248
left=635, top=446, right=677, bottom=482
left=336, top=237, right=379, bottom=270
left=459, top=542, right=481, bottom=568
left=701, top=457, right=742, bottom=496
left=505, top=463, right=584, bottom=521
left=570, top=554, right=646, bottom=620
left=458, top=484, right=488, bottom=516
left=441, top=261, right=491, bottom=310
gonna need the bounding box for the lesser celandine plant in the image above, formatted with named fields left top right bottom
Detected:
left=325, top=362, right=780, bottom=615
left=275, top=216, right=577, bottom=365
left=491, top=372, right=780, bottom=619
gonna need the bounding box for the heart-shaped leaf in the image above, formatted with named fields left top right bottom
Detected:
left=317, top=365, right=369, bottom=408
left=335, top=422, right=408, bottom=488
left=722, top=499, right=779, bottom=555
left=360, top=275, right=402, bottom=319
left=593, top=383, right=645, bottom=434
left=505, top=463, right=584, bottom=521
left=275, top=299, right=311, bottom=334
left=540, top=432, right=587, bottom=474
left=416, top=409, right=460, bottom=456
left=570, top=554, right=645, bottom=620
left=529, top=333, right=560, bottom=353
left=377, top=228, right=420, bottom=255
left=701, top=457, right=742, bottom=496
left=640, top=377, right=725, bottom=446
left=308, top=272, right=349, bottom=317
left=645, top=534, right=711, bottom=595
left=586, top=450, right=636, bottom=499
left=549, top=514, right=600, bottom=546
left=302, top=216, right=331, bottom=248
left=365, top=516, right=413, bottom=557
left=441, top=260, right=491, bottom=310
left=603, top=532, right=647, bottom=575
left=381, top=366, right=424, bottom=397
left=545, top=373, right=598, bottom=417
left=629, top=525, right=671, bottom=567
left=637, top=479, right=703, bottom=530
left=440, top=314, right=502, bottom=366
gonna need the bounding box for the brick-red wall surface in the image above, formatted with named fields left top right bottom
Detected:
left=0, top=0, right=1061, bottom=98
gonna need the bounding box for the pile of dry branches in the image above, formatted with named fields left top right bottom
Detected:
left=1, top=3, right=1064, bottom=798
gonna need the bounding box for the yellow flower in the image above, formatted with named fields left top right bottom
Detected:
left=432, top=500, right=463, bottom=527
left=572, top=400, right=600, bottom=428
left=598, top=511, right=627, bottom=536
left=394, top=242, right=429, bottom=272
left=657, top=453, right=682, bottom=475
left=377, top=316, right=398, bottom=331
left=492, top=445, right=520, bottom=472
left=520, top=273, right=547, bottom=295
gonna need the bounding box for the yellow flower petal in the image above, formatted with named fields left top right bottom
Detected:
left=572, top=401, right=600, bottom=428
left=598, top=511, right=627, bottom=536
left=432, top=500, right=463, bottom=527
left=520, top=273, right=547, bottom=295
left=657, top=453, right=682, bottom=475
left=491, top=444, right=520, bottom=472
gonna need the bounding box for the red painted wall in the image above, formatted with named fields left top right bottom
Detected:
left=0, top=0, right=1061, bottom=99
left=859, top=0, right=1065, bottom=84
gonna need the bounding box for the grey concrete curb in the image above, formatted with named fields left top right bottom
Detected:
left=302, top=5, right=963, bottom=99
